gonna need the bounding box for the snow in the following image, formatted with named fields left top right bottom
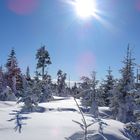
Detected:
left=0, top=97, right=135, bottom=140
left=98, top=107, right=112, bottom=118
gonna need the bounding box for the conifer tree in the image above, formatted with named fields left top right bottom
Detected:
left=34, top=70, right=39, bottom=82
left=0, top=66, right=5, bottom=92
left=57, top=70, right=67, bottom=96
left=89, top=71, right=99, bottom=117
left=0, top=66, right=7, bottom=100
left=72, top=83, right=79, bottom=97
left=110, top=45, right=136, bottom=123
left=100, top=67, right=115, bottom=106
left=5, top=49, right=22, bottom=96
left=79, top=71, right=99, bottom=117
left=18, top=75, right=38, bottom=112
left=36, top=46, right=51, bottom=80
left=26, top=66, right=31, bottom=80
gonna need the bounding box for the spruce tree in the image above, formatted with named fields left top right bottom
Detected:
left=26, top=66, right=31, bottom=80
left=110, top=45, right=136, bottom=123
left=0, top=66, right=5, bottom=92
left=5, top=49, right=21, bottom=96
left=89, top=71, right=99, bottom=117
left=57, top=70, right=67, bottom=96
left=36, top=46, right=51, bottom=80
left=0, top=66, right=7, bottom=100
left=79, top=76, right=92, bottom=107
left=79, top=71, right=99, bottom=117
left=18, top=75, right=38, bottom=112
left=72, top=83, right=79, bottom=97
left=100, top=67, right=115, bottom=106
left=34, top=70, right=39, bottom=82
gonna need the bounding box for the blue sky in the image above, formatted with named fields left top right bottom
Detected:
left=0, top=0, right=140, bottom=81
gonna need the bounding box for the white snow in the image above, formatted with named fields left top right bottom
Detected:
left=0, top=97, right=134, bottom=140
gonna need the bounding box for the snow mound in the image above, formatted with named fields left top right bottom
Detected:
left=67, top=119, right=133, bottom=140
left=98, top=107, right=112, bottom=118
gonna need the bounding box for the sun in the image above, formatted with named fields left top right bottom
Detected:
left=74, top=0, right=97, bottom=19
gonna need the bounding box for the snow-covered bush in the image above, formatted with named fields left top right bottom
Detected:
left=18, top=86, right=38, bottom=112
left=17, top=75, right=38, bottom=112
left=37, top=79, right=53, bottom=103
left=0, top=86, right=16, bottom=101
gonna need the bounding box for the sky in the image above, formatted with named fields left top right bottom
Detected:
left=0, top=0, right=140, bottom=81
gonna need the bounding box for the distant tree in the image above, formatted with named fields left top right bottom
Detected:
left=0, top=66, right=7, bottom=100
left=44, top=74, right=52, bottom=84
left=36, top=46, right=51, bottom=80
left=57, top=70, right=67, bottom=96
left=0, top=66, right=5, bottom=92
left=26, top=66, right=31, bottom=80
left=72, top=83, right=79, bottom=97
left=34, top=70, right=39, bottom=82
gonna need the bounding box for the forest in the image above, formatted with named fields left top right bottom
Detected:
left=0, top=45, right=140, bottom=140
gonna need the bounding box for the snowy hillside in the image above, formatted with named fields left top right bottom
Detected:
left=0, top=97, right=135, bottom=140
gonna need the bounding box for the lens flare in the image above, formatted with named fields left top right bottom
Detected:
left=136, top=0, right=140, bottom=11
left=76, top=52, right=96, bottom=77
left=7, top=0, right=39, bottom=15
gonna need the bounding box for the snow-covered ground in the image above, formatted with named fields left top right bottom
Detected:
left=0, top=97, right=135, bottom=140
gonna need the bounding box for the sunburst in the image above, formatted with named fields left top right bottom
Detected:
left=70, top=0, right=97, bottom=19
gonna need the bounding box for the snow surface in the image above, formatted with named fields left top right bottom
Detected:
left=0, top=97, right=135, bottom=140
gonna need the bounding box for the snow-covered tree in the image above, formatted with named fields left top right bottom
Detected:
left=0, top=66, right=7, bottom=100
left=126, top=87, right=140, bottom=135
left=110, top=46, right=136, bottom=123
left=57, top=70, right=67, bottom=96
left=89, top=71, right=99, bottom=118
left=99, top=67, right=115, bottom=106
left=36, top=46, right=51, bottom=80
left=37, top=79, right=52, bottom=103
left=79, top=71, right=99, bottom=117
left=5, top=49, right=22, bottom=97
left=44, top=74, right=52, bottom=85
left=21, top=73, right=53, bottom=104
left=18, top=75, right=38, bottom=112
left=71, top=83, right=79, bottom=97
left=26, top=66, right=31, bottom=80
left=34, top=70, right=39, bottom=82
left=1, top=86, right=16, bottom=101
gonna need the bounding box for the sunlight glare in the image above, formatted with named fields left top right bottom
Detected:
left=74, top=0, right=96, bottom=18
